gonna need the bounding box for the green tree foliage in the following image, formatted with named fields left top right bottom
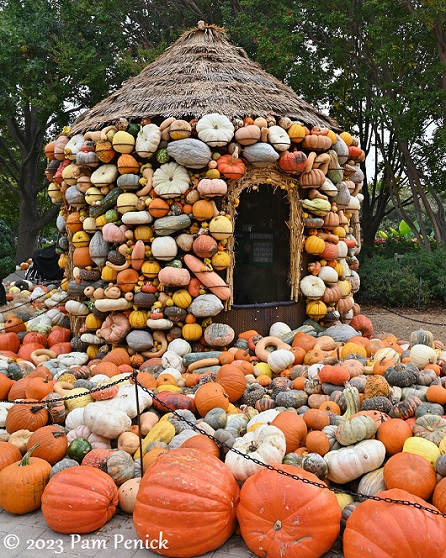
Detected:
left=0, top=0, right=133, bottom=262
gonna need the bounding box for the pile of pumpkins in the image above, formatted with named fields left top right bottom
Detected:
left=44, top=112, right=364, bottom=357
left=1, top=310, right=446, bottom=556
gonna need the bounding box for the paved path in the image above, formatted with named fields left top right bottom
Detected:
left=0, top=508, right=252, bottom=558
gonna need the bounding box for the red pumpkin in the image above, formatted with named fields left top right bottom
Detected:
left=49, top=342, right=72, bottom=356
left=376, top=418, right=413, bottom=455
left=151, top=391, right=197, bottom=414
left=0, top=373, right=14, bottom=399
left=278, top=150, right=307, bottom=174
left=47, top=327, right=71, bottom=347
left=318, top=364, right=350, bottom=385
left=133, top=448, right=240, bottom=557
left=41, top=466, right=119, bottom=533
left=237, top=466, right=340, bottom=558
left=17, top=342, right=46, bottom=362
left=0, top=332, right=21, bottom=353
left=343, top=488, right=446, bottom=558
left=349, top=314, right=374, bottom=339
left=21, top=332, right=48, bottom=348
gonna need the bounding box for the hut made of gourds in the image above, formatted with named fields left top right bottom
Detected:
left=46, top=21, right=364, bottom=353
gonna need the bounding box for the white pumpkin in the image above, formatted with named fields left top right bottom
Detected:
left=337, top=240, right=349, bottom=258
left=267, top=348, right=295, bottom=373
left=152, top=161, right=190, bottom=198
left=187, top=294, right=224, bottom=317
left=57, top=352, right=89, bottom=367
left=64, top=134, right=84, bottom=160
left=269, top=322, right=291, bottom=338
left=268, top=125, right=291, bottom=152
left=65, top=300, right=90, bottom=316
left=135, top=124, right=161, bottom=158
left=121, top=211, right=153, bottom=225
left=225, top=424, right=286, bottom=482
left=167, top=338, right=192, bottom=357
left=64, top=407, right=86, bottom=431
left=247, top=409, right=279, bottom=429
left=299, top=275, right=326, bottom=299
left=159, top=367, right=182, bottom=383
left=318, top=265, right=339, bottom=284
left=409, top=344, right=438, bottom=368
left=150, top=236, right=178, bottom=261
left=324, top=439, right=386, bottom=484
left=102, top=383, right=153, bottom=418
left=0, top=402, right=13, bottom=428
left=161, top=351, right=184, bottom=372
left=196, top=113, right=234, bottom=147
left=83, top=402, right=132, bottom=439
left=90, top=164, right=119, bottom=187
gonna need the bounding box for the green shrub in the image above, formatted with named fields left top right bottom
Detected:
left=356, top=245, right=446, bottom=308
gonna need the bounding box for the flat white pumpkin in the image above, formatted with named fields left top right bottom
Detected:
left=135, top=124, right=161, bottom=158
left=153, top=161, right=190, bottom=198
left=196, top=113, right=235, bottom=147
left=83, top=402, right=132, bottom=439
left=225, top=424, right=286, bottom=482
left=300, top=275, right=326, bottom=299
left=268, top=125, right=291, bottom=152
left=325, top=439, right=386, bottom=483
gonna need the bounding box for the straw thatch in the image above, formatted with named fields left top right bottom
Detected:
left=70, top=21, right=337, bottom=135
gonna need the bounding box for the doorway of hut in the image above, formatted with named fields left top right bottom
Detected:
left=233, top=185, right=290, bottom=305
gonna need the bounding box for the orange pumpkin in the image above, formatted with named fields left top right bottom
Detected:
left=4, top=314, right=26, bottom=334
left=215, top=365, right=246, bottom=403
left=194, top=382, right=230, bottom=417
left=383, top=451, right=437, bottom=500
left=376, top=418, right=413, bottom=456
left=180, top=434, right=220, bottom=459
left=26, top=425, right=68, bottom=465
left=271, top=411, right=307, bottom=453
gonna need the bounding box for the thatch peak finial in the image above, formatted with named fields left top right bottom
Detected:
left=197, top=20, right=206, bottom=29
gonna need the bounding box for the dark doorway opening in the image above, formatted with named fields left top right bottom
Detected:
left=233, top=185, right=290, bottom=305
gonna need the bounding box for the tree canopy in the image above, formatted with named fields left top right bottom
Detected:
left=0, top=0, right=445, bottom=262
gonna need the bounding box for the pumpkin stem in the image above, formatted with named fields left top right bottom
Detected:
left=19, top=444, right=40, bottom=466
left=273, top=520, right=282, bottom=531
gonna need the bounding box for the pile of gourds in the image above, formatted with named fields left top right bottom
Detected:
left=44, top=112, right=364, bottom=360
left=1, top=317, right=446, bottom=557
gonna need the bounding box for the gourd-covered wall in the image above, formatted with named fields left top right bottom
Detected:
left=46, top=112, right=364, bottom=355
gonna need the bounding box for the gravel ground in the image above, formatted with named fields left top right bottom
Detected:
left=360, top=304, right=446, bottom=344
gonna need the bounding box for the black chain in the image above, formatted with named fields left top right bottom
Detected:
left=4, top=369, right=446, bottom=518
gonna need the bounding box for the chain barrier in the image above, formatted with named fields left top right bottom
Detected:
left=3, top=369, right=446, bottom=517
left=380, top=306, right=446, bottom=328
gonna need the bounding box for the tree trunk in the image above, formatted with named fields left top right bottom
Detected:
left=16, top=196, right=40, bottom=264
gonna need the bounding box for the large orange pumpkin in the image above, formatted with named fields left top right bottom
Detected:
left=0, top=440, right=22, bottom=472
left=215, top=365, right=246, bottom=402
left=41, top=466, right=119, bottom=533
left=0, top=445, right=52, bottom=514
left=383, top=451, right=437, bottom=500
left=102, top=347, right=131, bottom=366
left=26, top=425, right=68, bottom=465
left=194, top=382, right=230, bottom=417
left=376, top=418, right=413, bottom=455
left=237, top=466, right=340, bottom=558
left=271, top=411, right=308, bottom=453
left=133, top=448, right=240, bottom=558
left=343, top=488, right=446, bottom=558
left=0, top=332, right=21, bottom=353
left=5, top=399, right=49, bottom=433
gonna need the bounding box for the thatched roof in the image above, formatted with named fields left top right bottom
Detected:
left=70, top=22, right=337, bottom=135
